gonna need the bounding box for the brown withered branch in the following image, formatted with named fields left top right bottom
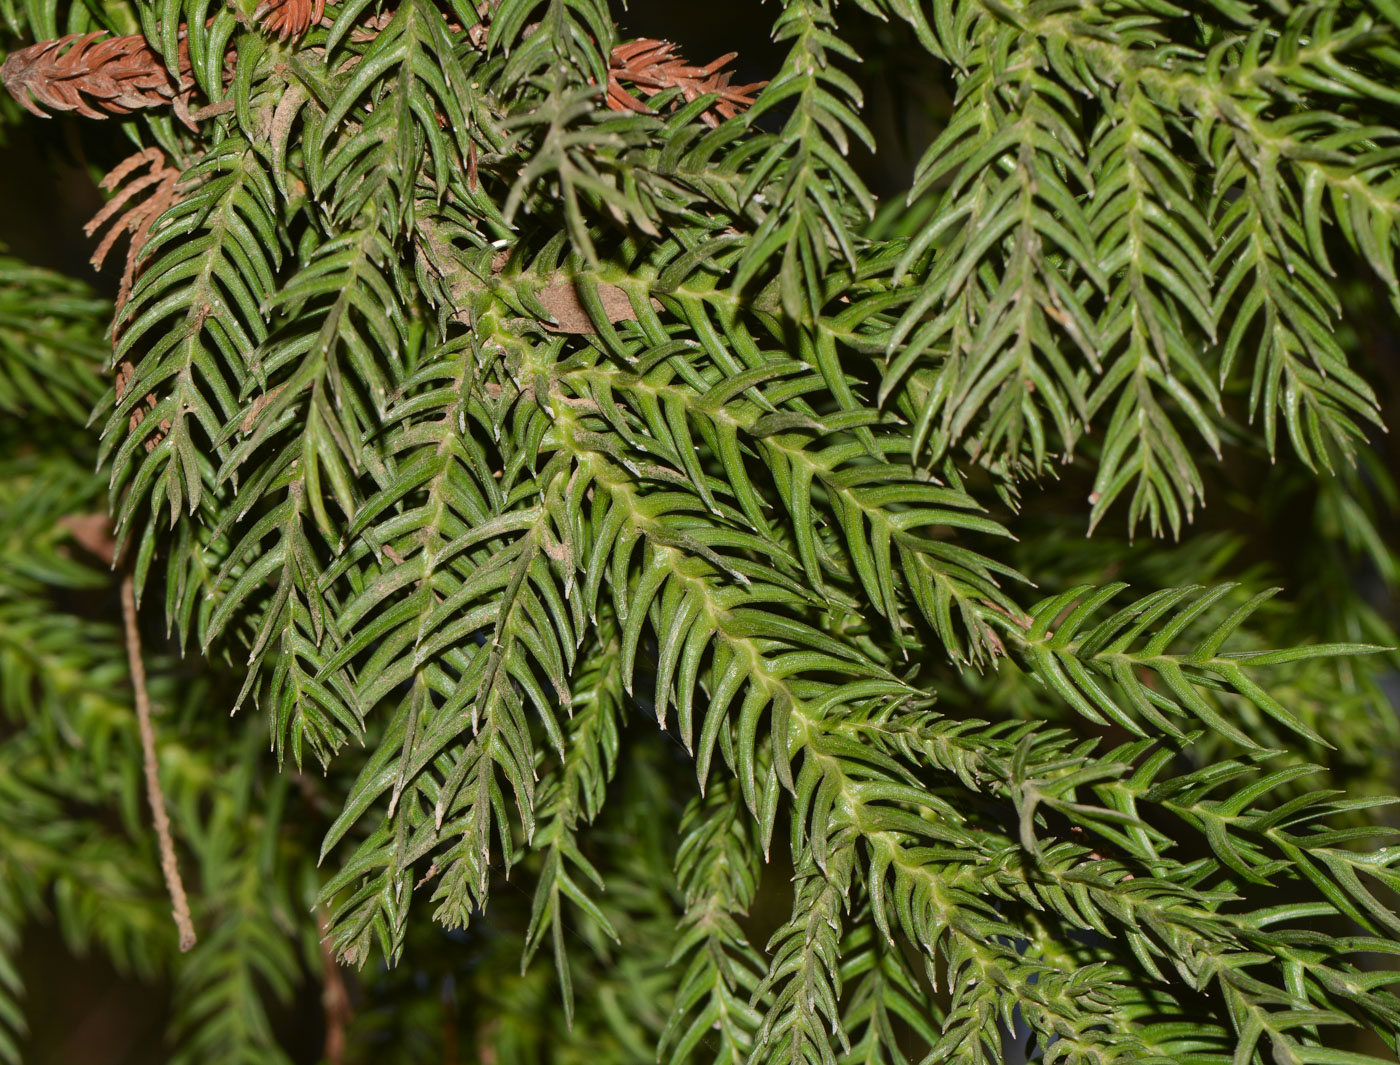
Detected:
left=90, top=147, right=181, bottom=446
left=0, top=31, right=191, bottom=120
left=87, top=146, right=183, bottom=309
left=607, top=38, right=762, bottom=127
left=0, top=30, right=235, bottom=130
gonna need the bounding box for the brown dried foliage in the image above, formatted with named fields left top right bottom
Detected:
left=0, top=31, right=210, bottom=128
left=607, top=38, right=764, bottom=126
left=90, top=148, right=183, bottom=446
left=254, top=0, right=326, bottom=42
left=86, top=147, right=184, bottom=312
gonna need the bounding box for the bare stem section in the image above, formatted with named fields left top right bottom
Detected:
left=318, top=910, right=353, bottom=1065
left=120, top=572, right=197, bottom=952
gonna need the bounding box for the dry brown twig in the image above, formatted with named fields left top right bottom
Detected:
left=121, top=570, right=198, bottom=953
left=317, top=909, right=353, bottom=1065
left=51, top=523, right=200, bottom=937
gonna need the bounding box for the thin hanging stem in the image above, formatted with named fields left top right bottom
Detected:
left=318, top=909, right=352, bottom=1065
left=120, top=571, right=197, bottom=952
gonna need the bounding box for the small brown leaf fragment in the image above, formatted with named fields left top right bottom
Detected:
left=536, top=279, right=662, bottom=334
left=241, top=385, right=287, bottom=433
left=539, top=281, right=612, bottom=334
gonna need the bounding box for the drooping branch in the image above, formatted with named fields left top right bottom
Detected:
left=1, top=19, right=764, bottom=349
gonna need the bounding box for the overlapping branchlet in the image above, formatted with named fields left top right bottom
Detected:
left=0, top=13, right=764, bottom=355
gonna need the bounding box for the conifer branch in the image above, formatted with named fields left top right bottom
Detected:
left=0, top=0, right=1398, bottom=1061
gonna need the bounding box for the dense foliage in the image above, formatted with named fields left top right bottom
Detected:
left=0, top=0, right=1399, bottom=1062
